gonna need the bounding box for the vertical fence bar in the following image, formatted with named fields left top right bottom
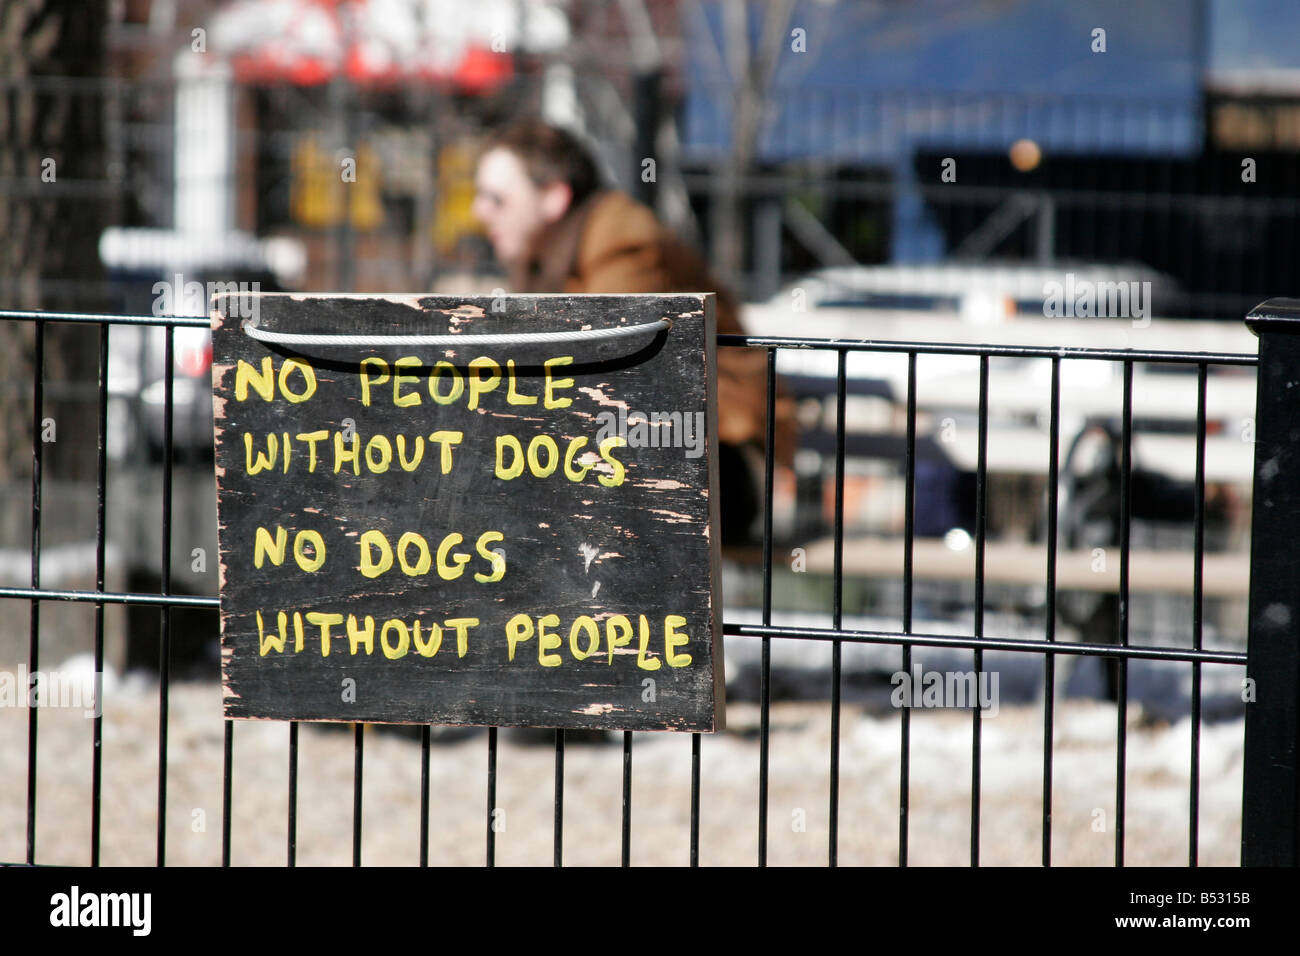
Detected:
left=758, top=348, right=776, bottom=866
left=157, top=324, right=174, bottom=865
left=1042, top=357, right=1061, bottom=866
left=352, top=723, right=364, bottom=866
left=690, top=732, right=701, bottom=867
left=222, top=720, right=233, bottom=866
left=1116, top=360, right=1133, bottom=867
left=554, top=729, right=564, bottom=867
left=486, top=727, right=497, bottom=867
left=288, top=722, right=299, bottom=866
left=1242, top=300, right=1300, bottom=865
left=971, top=355, right=988, bottom=867
left=26, top=319, right=44, bottom=865
left=621, top=731, right=632, bottom=867
left=90, top=322, right=109, bottom=866
left=829, top=350, right=847, bottom=866
left=899, top=352, right=916, bottom=867
left=1190, top=363, right=1207, bottom=866
left=420, top=725, right=431, bottom=867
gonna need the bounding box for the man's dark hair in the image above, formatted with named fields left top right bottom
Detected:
left=486, top=119, right=602, bottom=205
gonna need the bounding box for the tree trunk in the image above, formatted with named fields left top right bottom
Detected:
left=0, top=0, right=107, bottom=485
left=709, top=0, right=795, bottom=290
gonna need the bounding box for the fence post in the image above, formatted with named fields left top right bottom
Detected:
left=1241, top=298, right=1300, bottom=866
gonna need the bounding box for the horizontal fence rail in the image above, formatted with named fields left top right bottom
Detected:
left=1, top=304, right=1291, bottom=867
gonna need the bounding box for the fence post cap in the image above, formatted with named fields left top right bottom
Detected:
left=1246, top=298, right=1300, bottom=337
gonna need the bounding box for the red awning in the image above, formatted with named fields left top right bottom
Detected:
left=207, top=0, right=564, bottom=92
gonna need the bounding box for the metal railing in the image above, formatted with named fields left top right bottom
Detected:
left=2, top=302, right=1297, bottom=866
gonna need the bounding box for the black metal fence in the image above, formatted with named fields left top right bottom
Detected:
left=3, top=300, right=1298, bottom=866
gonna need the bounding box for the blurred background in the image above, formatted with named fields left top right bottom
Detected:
left=0, top=0, right=1295, bottom=865
left=5, top=0, right=1300, bottom=311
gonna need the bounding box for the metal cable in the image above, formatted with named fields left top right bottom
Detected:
left=242, top=317, right=671, bottom=347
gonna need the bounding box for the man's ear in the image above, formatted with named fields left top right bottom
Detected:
left=539, top=181, right=573, bottom=224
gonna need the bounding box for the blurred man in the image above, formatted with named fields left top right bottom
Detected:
left=471, top=119, right=794, bottom=543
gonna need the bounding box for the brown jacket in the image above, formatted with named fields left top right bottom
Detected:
left=508, top=189, right=795, bottom=464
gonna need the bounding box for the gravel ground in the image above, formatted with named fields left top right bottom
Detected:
left=0, top=672, right=1243, bottom=867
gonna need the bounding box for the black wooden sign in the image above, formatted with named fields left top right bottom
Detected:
left=210, top=293, right=724, bottom=732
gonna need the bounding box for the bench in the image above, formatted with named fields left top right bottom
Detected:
left=726, top=536, right=1250, bottom=598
